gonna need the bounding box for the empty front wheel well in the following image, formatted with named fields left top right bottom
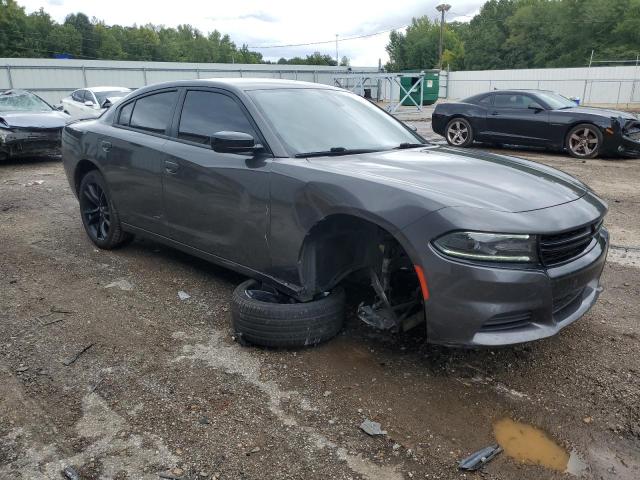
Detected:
left=298, top=214, right=420, bottom=295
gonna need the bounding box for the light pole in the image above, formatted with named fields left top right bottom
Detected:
left=436, top=3, right=451, bottom=70
left=335, top=34, right=339, bottom=66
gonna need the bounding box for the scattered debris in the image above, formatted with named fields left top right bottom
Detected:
left=178, top=290, right=191, bottom=300
left=62, top=466, right=81, bottom=480
left=25, top=180, right=44, bottom=187
left=62, top=343, right=95, bottom=366
left=359, top=419, right=387, bottom=436
left=159, top=473, right=183, bottom=480
left=105, top=279, right=133, bottom=291
left=583, top=416, right=593, bottom=424
left=458, top=444, right=503, bottom=471
left=42, top=317, right=64, bottom=326
left=16, top=365, right=29, bottom=373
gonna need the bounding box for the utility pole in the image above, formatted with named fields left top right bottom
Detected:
left=335, top=34, right=339, bottom=66
left=436, top=4, right=451, bottom=71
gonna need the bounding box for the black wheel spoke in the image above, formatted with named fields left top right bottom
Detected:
left=81, top=181, right=110, bottom=242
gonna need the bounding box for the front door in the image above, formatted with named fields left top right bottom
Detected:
left=487, top=93, right=550, bottom=145
left=162, top=89, right=271, bottom=270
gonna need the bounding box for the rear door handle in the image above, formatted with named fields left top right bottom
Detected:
left=101, top=141, right=112, bottom=152
left=164, top=159, right=179, bottom=174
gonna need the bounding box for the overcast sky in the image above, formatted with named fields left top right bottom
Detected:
left=18, top=0, right=484, bottom=66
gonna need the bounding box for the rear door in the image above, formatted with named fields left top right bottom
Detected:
left=103, top=89, right=179, bottom=234
left=162, top=88, right=272, bottom=269
left=486, top=93, right=550, bottom=145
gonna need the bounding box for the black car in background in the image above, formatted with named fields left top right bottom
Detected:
left=0, top=89, right=68, bottom=161
left=432, top=89, right=640, bottom=159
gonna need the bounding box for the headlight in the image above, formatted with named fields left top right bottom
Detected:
left=433, top=231, right=538, bottom=263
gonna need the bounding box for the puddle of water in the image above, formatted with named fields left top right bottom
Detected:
left=494, top=418, right=570, bottom=472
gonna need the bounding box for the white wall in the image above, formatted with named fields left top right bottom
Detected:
left=0, top=58, right=378, bottom=104
left=446, top=65, right=640, bottom=105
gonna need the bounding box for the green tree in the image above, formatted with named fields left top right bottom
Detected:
left=386, top=16, right=464, bottom=71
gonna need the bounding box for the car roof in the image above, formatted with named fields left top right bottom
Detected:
left=482, top=89, right=553, bottom=96
left=86, top=86, right=132, bottom=92
left=130, top=78, right=339, bottom=97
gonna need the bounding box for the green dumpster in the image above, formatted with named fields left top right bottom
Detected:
left=400, top=70, right=440, bottom=106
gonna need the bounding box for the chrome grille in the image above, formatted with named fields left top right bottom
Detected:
left=540, top=221, right=602, bottom=266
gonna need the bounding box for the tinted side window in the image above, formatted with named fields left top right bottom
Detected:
left=494, top=94, right=540, bottom=109
left=130, top=91, right=177, bottom=134
left=178, top=91, right=256, bottom=144
left=478, top=95, right=492, bottom=105
left=118, top=101, right=134, bottom=126
left=72, top=90, right=82, bottom=102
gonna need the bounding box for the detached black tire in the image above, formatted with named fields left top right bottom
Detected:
left=231, top=279, right=345, bottom=348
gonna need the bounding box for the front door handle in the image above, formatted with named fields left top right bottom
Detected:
left=490, top=111, right=500, bottom=116
left=101, top=141, right=112, bottom=152
left=164, top=159, right=179, bottom=174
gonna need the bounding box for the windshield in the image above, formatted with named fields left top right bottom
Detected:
left=94, top=90, right=131, bottom=105
left=535, top=91, right=576, bottom=109
left=0, top=91, right=52, bottom=112
left=247, top=88, right=423, bottom=155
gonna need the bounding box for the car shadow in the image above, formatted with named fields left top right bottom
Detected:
left=0, top=155, right=62, bottom=166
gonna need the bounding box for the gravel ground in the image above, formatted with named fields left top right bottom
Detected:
left=1, top=135, right=639, bottom=480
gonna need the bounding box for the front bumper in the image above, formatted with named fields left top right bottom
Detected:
left=602, top=119, right=640, bottom=158
left=0, top=128, right=62, bottom=158
left=399, top=194, right=609, bottom=347
left=423, top=229, right=607, bottom=346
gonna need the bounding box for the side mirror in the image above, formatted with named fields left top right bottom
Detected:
left=55, top=105, right=64, bottom=111
left=84, top=100, right=94, bottom=107
left=405, top=123, right=418, bottom=132
left=528, top=103, right=544, bottom=112
left=101, top=99, right=112, bottom=109
left=211, top=131, right=261, bottom=154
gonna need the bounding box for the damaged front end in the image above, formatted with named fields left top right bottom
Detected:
left=0, top=124, right=62, bottom=159
left=613, top=116, right=640, bottom=157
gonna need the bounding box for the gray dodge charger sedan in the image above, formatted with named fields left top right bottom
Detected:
left=61, top=79, right=608, bottom=347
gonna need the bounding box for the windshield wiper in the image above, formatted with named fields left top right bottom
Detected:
left=294, top=147, right=381, bottom=158
left=393, top=142, right=428, bottom=149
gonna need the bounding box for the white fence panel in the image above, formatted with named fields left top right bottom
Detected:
left=0, top=58, right=377, bottom=105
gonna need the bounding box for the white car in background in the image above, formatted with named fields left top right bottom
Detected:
left=61, top=86, right=132, bottom=120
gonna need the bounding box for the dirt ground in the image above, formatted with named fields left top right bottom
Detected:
left=1, top=135, right=639, bottom=480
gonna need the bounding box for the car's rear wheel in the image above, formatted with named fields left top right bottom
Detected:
left=231, top=279, right=345, bottom=348
left=78, top=170, right=132, bottom=249
left=566, top=124, right=602, bottom=159
left=445, top=118, right=474, bottom=147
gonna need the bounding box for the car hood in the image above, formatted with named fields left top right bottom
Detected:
left=559, top=106, right=638, bottom=120
left=305, top=145, right=587, bottom=213
left=0, top=110, right=68, bottom=129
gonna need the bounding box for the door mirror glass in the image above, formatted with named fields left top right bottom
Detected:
left=211, top=131, right=259, bottom=153
left=101, top=99, right=112, bottom=109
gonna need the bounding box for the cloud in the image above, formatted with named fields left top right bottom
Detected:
left=18, top=0, right=484, bottom=66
